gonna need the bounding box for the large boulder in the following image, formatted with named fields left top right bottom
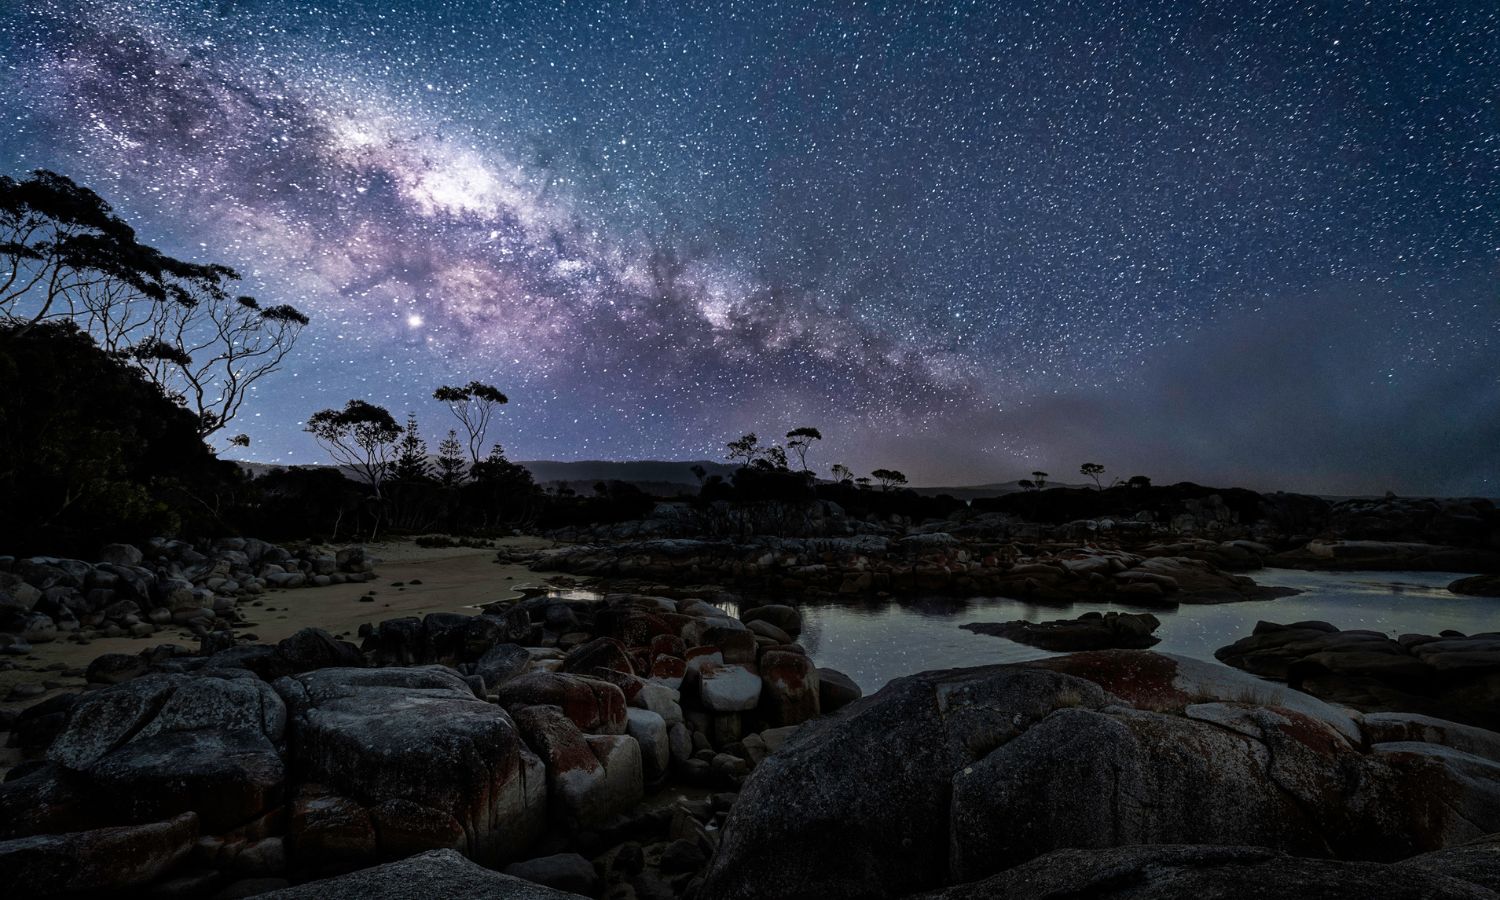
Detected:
left=699, top=651, right=1500, bottom=900
left=260, top=848, right=588, bottom=899
left=512, top=705, right=643, bottom=827
left=740, top=604, right=802, bottom=638
left=496, top=671, right=627, bottom=734
left=758, top=650, right=820, bottom=726
left=1216, top=621, right=1500, bottom=730
left=910, top=844, right=1500, bottom=900
left=43, top=670, right=286, bottom=833
left=0, top=812, right=198, bottom=897
left=275, top=667, right=545, bottom=865
left=698, top=663, right=762, bottom=712
left=817, top=667, right=862, bottom=713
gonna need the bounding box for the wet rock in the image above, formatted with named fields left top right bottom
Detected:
left=961, top=611, right=1161, bottom=651
left=740, top=604, right=802, bottom=638
left=816, top=667, right=862, bottom=713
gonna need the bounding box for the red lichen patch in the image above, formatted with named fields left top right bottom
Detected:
left=1273, top=708, right=1349, bottom=757
left=1030, top=651, right=1191, bottom=711
left=652, top=655, right=687, bottom=680
left=760, top=651, right=813, bottom=692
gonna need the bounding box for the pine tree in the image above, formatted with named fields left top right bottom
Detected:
left=392, top=412, right=431, bottom=482
left=436, top=429, right=467, bottom=487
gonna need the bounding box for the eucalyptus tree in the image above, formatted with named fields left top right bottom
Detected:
left=2, top=170, right=308, bottom=442
left=306, top=400, right=403, bottom=500
left=785, top=426, right=822, bottom=473
left=434, top=381, right=509, bottom=465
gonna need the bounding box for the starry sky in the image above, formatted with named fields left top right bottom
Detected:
left=2, top=0, right=1497, bottom=494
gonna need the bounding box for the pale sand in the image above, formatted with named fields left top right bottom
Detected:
left=0, top=535, right=587, bottom=716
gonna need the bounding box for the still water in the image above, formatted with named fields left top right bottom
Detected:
left=790, top=570, right=1499, bottom=693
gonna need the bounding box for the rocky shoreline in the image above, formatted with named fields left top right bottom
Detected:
left=1, top=520, right=1497, bottom=898
left=1216, top=619, right=1500, bottom=731
left=516, top=538, right=1300, bottom=606
left=0, top=580, right=862, bottom=898
left=0, top=539, right=378, bottom=665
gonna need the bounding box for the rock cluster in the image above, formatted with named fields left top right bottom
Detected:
left=699, top=651, right=1500, bottom=900
left=0, top=538, right=377, bottom=657
left=1215, top=620, right=1500, bottom=730
left=961, top=610, right=1161, bottom=651
left=0, top=587, right=861, bottom=897
left=521, top=539, right=1296, bottom=605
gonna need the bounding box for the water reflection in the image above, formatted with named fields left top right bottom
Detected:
left=794, top=569, right=1496, bottom=693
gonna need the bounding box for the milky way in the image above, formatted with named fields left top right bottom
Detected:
left=2, top=0, right=1497, bottom=493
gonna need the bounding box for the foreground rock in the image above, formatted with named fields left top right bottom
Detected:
left=0, top=812, right=199, bottom=897
left=276, top=666, right=546, bottom=866
left=1216, top=620, right=1500, bottom=730
left=961, top=611, right=1160, bottom=651
left=700, top=651, right=1500, bottom=900
left=261, top=849, right=587, bottom=899
left=1452, top=574, right=1500, bottom=597
left=910, top=843, right=1500, bottom=900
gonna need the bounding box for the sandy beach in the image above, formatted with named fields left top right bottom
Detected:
left=0, top=535, right=579, bottom=723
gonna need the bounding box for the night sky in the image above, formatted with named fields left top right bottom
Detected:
left=2, top=0, right=1496, bottom=494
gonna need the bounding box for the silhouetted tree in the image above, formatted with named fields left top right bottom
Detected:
left=1127, top=475, right=1152, bottom=489
left=871, top=468, right=907, bottom=491
left=689, top=464, right=707, bottom=486
left=306, top=400, right=402, bottom=499
left=855, top=476, right=872, bottom=490
left=1031, top=470, right=1050, bottom=490
left=785, top=426, right=822, bottom=472
left=725, top=433, right=761, bottom=466
left=759, top=444, right=789, bottom=471
left=434, top=381, right=508, bottom=465
left=436, top=429, right=467, bottom=487
left=1018, top=479, right=1036, bottom=491
left=1080, top=462, right=1105, bottom=491
left=132, top=294, right=308, bottom=442
left=393, top=412, right=432, bottom=483
left=1, top=171, right=307, bottom=440
left=830, top=463, right=853, bottom=485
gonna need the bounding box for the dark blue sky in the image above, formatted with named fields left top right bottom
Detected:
left=2, top=0, right=1496, bottom=493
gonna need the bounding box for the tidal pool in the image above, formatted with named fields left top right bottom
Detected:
left=788, top=569, right=1498, bottom=693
